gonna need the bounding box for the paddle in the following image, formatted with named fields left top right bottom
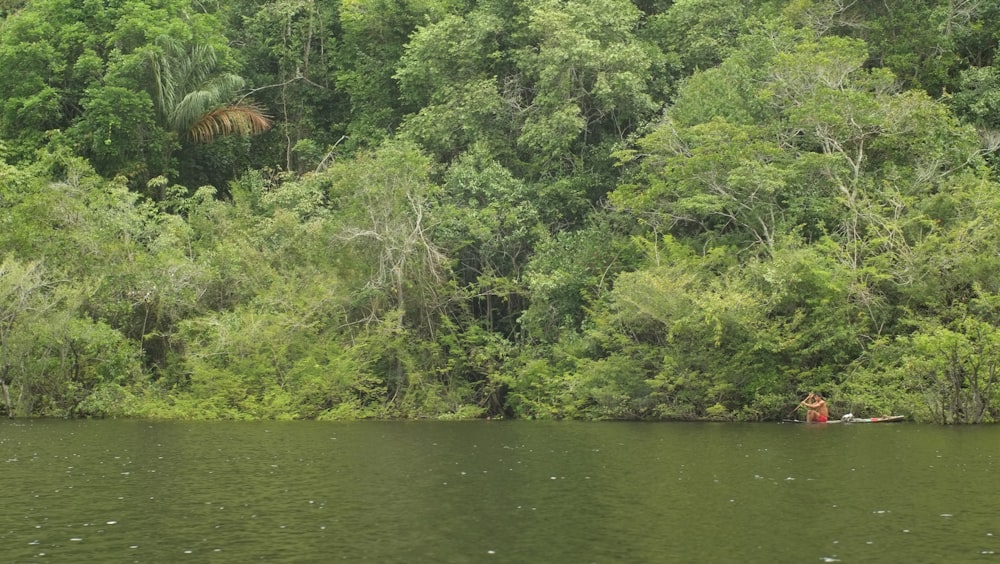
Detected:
left=786, top=393, right=811, bottom=418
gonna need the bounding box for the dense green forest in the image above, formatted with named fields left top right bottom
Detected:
left=2, top=0, right=1000, bottom=422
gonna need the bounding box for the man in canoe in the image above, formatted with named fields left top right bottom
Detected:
left=802, top=392, right=829, bottom=423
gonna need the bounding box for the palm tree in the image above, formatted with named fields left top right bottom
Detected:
left=147, top=36, right=271, bottom=143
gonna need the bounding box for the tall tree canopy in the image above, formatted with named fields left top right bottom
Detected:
left=0, top=0, right=269, bottom=187
left=2, top=0, right=1000, bottom=422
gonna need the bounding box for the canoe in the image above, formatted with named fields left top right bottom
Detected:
left=842, top=415, right=905, bottom=423
left=783, top=415, right=905, bottom=424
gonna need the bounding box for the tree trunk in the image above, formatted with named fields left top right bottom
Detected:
left=1, top=378, right=10, bottom=418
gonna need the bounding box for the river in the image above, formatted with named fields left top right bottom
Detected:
left=1, top=420, right=996, bottom=563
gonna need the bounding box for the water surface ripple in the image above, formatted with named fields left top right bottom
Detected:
left=1, top=420, right=996, bottom=562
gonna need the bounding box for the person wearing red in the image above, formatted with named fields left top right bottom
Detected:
left=802, top=392, right=829, bottom=423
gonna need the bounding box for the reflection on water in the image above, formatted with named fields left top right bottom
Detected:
left=1, top=420, right=997, bottom=562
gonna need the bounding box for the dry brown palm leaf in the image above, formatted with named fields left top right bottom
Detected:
left=188, top=103, right=272, bottom=143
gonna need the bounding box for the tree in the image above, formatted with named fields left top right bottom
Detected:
left=324, top=141, right=449, bottom=335
left=225, top=0, right=343, bottom=173
left=643, top=0, right=757, bottom=90
left=838, top=0, right=995, bottom=95
left=522, top=218, right=640, bottom=343
left=896, top=314, right=1000, bottom=424
left=147, top=36, right=271, bottom=144
left=394, top=9, right=513, bottom=164
left=396, top=0, right=661, bottom=178
left=337, top=0, right=456, bottom=148
left=602, top=16, right=995, bottom=420
left=0, top=0, right=269, bottom=187
left=434, top=149, right=543, bottom=337
left=0, top=256, right=51, bottom=415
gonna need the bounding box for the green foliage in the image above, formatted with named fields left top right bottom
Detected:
left=612, top=116, right=802, bottom=250
left=645, top=0, right=757, bottom=88
left=522, top=219, right=641, bottom=342
left=3, top=0, right=1000, bottom=423
left=396, top=0, right=660, bottom=179
left=887, top=311, right=1000, bottom=424
left=146, top=35, right=271, bottom=143
left=33, top=315, right=144, bottom=417
left=842, top=0, right=987, bottom=95
left=952, top=66, right=1000, bottom=129
left=337, top=0, right=454, bottom=149
left=173, top=296, right=385, bottom=419
left=323, top=140, right=450, bottom=335
left=0, top=254, right=143, bottom=417
left=0, top=0, right=263, bottom=187
left=514, top=0, right=658, bottom=162
left=67, top=85, right=167, bottom=178
left=434, top=148, right=542, bottom=336
left=225, top=0, right=344, bottom=172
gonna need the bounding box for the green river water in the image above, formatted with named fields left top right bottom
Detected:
left=1, top=419, right=997, bottom=563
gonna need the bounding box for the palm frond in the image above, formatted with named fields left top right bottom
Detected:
left=188, top=103, right=273, bottom=143
left=148, top=36, right=235, bottom=128
left=168, top=73, right=246, bottom=132
left=146, top=35, right=270, bottom=142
